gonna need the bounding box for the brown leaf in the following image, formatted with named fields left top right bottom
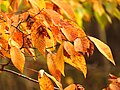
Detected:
left=51, top=0, right=75, bottom=20
left=56, top=43, right=65, bottom=76
left=88, top=36, right=115, bottom=65
left=47, top=53, right=61, bottom=81
left=10, top=46, right=25, bottom=73
left=31, top=22, right=47, bottom=56
left=38, top=70, right=54, bottom=90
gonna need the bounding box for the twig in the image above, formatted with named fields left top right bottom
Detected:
left=0, top=68, right=59, bottom=90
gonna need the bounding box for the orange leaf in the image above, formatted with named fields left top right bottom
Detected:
left=10, top=31, right=23, bottom=48
left=64, top=84, right=76, bottom=90
left=0, top=38, right=10, bottom=58
left=64, top=41, right=76, bottom=56
left=88, top=36, right=115, bottom=65
left=47, top=53, right=61, bottom=81
left=10, top=46, right=25, bottom=73
left=50, top=26, right=66, bottom=43
left=74, top=37, right=90, bottom=54
left=31, top=22, right=47, bottom=56
left=43, top=9, right=63, bottom=26
left=60, top=21, right=78, bottom=41
left=51, top=0, right=75, bottom=20
left=44, top=71, right=63, bottom=90
left=38, top=70, right=54, bottom=90
left=56, top=43, right=65, bottom=76
left=64, top=53, right=87, bottom=78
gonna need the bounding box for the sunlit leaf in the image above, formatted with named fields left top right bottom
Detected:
left=43, top=9, right=63, bottom=26
left=0, top=38, right=10, bottom=58
left=31, top=22, right=47, bottom=56
left=47, top=53, right=61, bottom=81
left=51, top=0, right=75, bottom=20
left=88, top=36, right=115, bottom=65
left=10, top=46, right=25, bottom=73
left=10, top=31, right=23, bottom=48
left=45, top=71, right=63, bottom=90
left=64, top=41, right=75, bottom=56
left=56, top=43, right=65, bottom=76
left=38, top=70, right=54, bottom=90
left=63, top=41, right=87, bottom=77
left=64, top=53, right=87, bottom=78
left=74, top=37, right=90, bottom=54
left=50, top=26, right=66, bottom=43
left=64, top=84, right=76, bottom=90
left=29, top=0, right=46, bottom=10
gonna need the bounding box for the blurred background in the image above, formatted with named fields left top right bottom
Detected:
left=0, top=0, right=120, bottom=90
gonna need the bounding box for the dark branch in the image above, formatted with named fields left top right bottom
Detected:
left=0, top=68, right=59, bottom=90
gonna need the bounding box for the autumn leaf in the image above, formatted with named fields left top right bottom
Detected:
left=64, top=84, right=76, bottom=90
left=47, top=53, right=61, bottom=81
left=31, top=22, right=47, bottom=56
left=11, top=31, right=23, bottom=48
left=38, top=70, right=54, bottom=90
left=29, top=0, right=46, bottom=10
left=74, top=37, right=90, bottom=54
left=10, top=46, right=25, bottom=73
left=0, top=38, right=10, bottom=58
left=45, top=71, right=63, bottom=90
left=64, top=53, right=87, bottom=78
left=51, top=0, right=75, bottom=20
left=56, top=43, right=65, bottom=76
left=50, top=26, right=66, bottom=43
left=63, top=41, right=87, bottom=77
left=88, top=36, right=115, bottom=65
left=42, top=9, right=63, bottom=26
left=45, top=29, right=56, bottom=52
left=64, top=41, right=75, bottom=56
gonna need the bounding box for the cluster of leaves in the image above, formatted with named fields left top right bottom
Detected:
left=103, top=74, right=120, bottom=90
left=67, top=0, right=120, bottom=29
left=0, top=0, right=117, bottom=90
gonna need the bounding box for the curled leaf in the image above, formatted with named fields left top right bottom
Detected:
left=88, top=36, right=115, bottom=65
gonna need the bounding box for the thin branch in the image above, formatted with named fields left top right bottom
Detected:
left=3, top=68, right=39, bottom=83
left=0, top=68, right=59, bottom=90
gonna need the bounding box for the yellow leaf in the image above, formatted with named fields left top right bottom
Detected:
left=38, top=70, right=54, bottom=90
left=64, top=53, right=87, bottom=78
left=29, top=0, right=46, bottom=10
left=88, top=36, right=115, bottom=65
left=47, top=53, right=61, bottom=81
left=10, top=46, right=25, bottom=73
left=56, top=43, right=65, bottom=76
left=45, top=71, right=63, bottom=90
left=64, top=84, right=76, bottom=90
left=51, top=0, right=75, bottom=20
